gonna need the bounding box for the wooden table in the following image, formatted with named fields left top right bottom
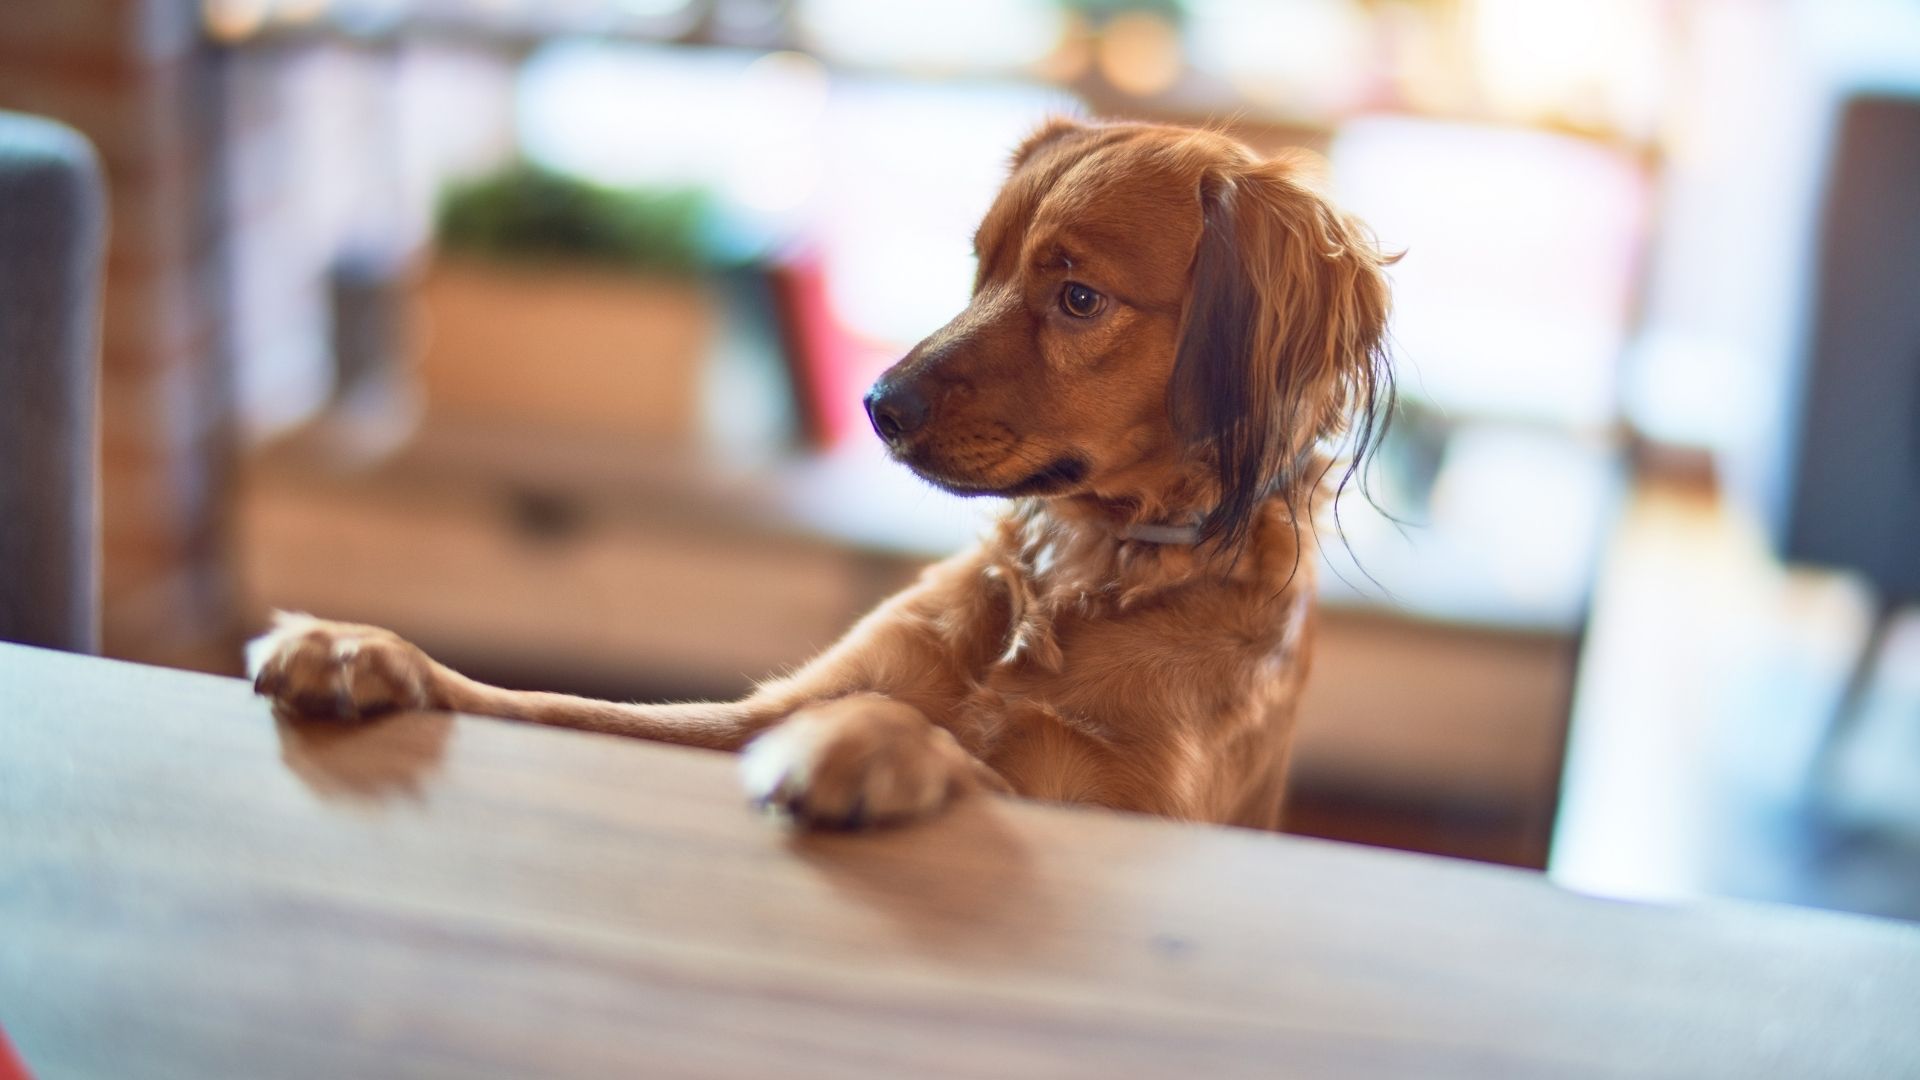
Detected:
left=4, top=643, right=1918, bottom=1079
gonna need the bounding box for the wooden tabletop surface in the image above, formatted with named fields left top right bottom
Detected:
left=4, top=642, right=1918, bottom=1079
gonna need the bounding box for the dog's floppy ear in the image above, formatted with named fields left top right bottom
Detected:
left=1170, top=159, right=1394, bottom=551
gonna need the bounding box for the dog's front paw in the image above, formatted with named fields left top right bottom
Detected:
left=246, top=611, right=442, bottom=720
left=739, top=694, right=996, bottom=829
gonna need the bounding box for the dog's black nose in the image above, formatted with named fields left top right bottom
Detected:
left=864, top=379, right=928, bottom=444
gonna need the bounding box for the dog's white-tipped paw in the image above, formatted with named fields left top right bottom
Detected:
left=248, top=611, right=440, bottom=720
left=740, top=694, right=987, bottom=830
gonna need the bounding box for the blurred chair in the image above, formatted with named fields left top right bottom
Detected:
left=1763, top=94, right=1920, bottom=735
left=0, top=111, right=105, bottom=653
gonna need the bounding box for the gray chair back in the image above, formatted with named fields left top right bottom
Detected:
left=0, top=110, right=106, bottom=653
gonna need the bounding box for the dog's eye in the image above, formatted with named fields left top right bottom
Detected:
left=1060, top=282, right=1105, bottom=319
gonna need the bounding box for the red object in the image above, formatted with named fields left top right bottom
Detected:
left=767, top=248, right=901, bottom=450
left=0, top=1023, right=36, bottom=1080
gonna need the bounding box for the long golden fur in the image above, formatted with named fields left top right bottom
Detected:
left=249, top=119, right=1394, bottom=831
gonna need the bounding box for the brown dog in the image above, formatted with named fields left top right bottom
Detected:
left=249, top=118, right=1394, bottom=830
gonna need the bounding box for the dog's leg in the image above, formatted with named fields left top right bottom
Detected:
left=247, top=612, right=1011, bottom=825
left=247, top=611, right=782, bottom=750
left=739, top=693, right=1010, bottom=828
left=248, top=544, right=1001, bottom=765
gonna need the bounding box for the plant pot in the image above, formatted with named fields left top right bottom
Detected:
left=415, top=256, right=719, bottom=442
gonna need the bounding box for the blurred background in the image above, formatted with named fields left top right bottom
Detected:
left=1, top=0, right=1916, bottom=919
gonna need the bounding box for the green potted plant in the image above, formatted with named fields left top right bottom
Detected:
left=419, top=164, right=726, bottom=443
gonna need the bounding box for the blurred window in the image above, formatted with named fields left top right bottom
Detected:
left=795, top=0, right=1065, bottom=72
left=1331, top=116, right=1650, bottom=430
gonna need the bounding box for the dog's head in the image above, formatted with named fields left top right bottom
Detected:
left=864, top=119, right=1393, bottom=549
